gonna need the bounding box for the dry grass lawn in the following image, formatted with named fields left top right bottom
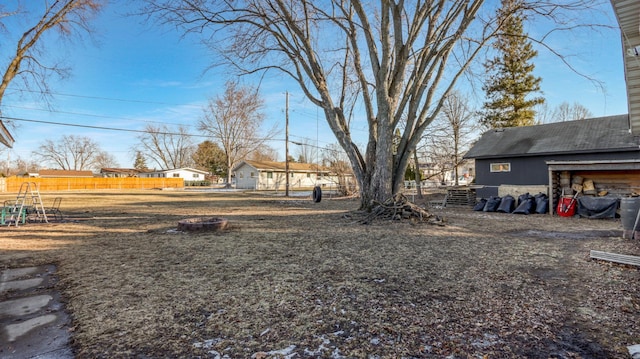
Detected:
left=1, top=190, right=639, bottom=358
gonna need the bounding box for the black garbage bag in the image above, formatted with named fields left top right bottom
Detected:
left=473, top=198, right=487, bottom=211
left=513, top=194, right=536, bottom=214
left=497, top=195, right=515, bottom=213
left=483, top=196, right=501, bottom=212
left=534, top=192, right=549, bottom=214
left=517, top=192, right=530, bottom=207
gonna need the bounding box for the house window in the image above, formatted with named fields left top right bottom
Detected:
left=490, top=163, right=511, bottom=172
left=267, top=172, right=273, bottom=179
left=192, top=173, right=199, bottom=178
left=239, top=172, right=244, bottom=178
left=307, top=173, right=311, bottom=178
left=291, top=172, right=294, bottom=178
left=250, top=172, right=255, bottom=178
left=173, top=173, right=180, bottom=178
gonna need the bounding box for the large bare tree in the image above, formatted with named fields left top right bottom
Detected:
left=293, top=138, right=318, bottom=164
left=535, top=101, right=594, bottom=123
left=553, top=102, right=594, bottom=122
left=93, top=151, right=119, bottom=170
left=422, top=91, right=479, bottom=186
left=198, top=80, right=276, bottom=186
left=0, top=1, right=103, bottom=116
left=248, top=145, right=279, bottom=162
left=33, top=134, right=102, bottom=170
left=145, top=0, right=605, bottom=209
left=136, top=124, right=195, bottom=169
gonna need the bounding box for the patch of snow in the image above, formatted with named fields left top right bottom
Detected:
left=303, top=335, right=345, bottom=358
left=471, top=333, right=501, bottom=349
left=193, top=338, right=222, bottom=349
left=253, top=345, right=297, bottom=358
left=330, top=348, right=345, bottom=358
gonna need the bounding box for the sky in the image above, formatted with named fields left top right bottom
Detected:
left=0, top=1, right=630, bottom=170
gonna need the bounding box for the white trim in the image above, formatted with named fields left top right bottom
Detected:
left=490, top=162, right=511, bottom=172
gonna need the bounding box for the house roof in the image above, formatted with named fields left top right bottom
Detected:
left=610, top=0, right=640, bottom=135
left=0, top=120, right=14, bottom=148
left=100, top=168, right=152, bottom=174
left=237, top=160, right=330, bottom=173
left=464, top=114, right=640, bottom=159
left=147, top=167, right=209, bottom=175
left=38, top=169, right=94, bottom=177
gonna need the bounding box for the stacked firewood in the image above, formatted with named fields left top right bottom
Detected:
left=359, top=193, right=445, bottom=225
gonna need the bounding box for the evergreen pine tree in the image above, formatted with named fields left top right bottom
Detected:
left=133, top=151, right=148, bottom=170
left=482, top=0, right=544, bottom=128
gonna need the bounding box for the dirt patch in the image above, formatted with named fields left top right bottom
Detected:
left=0, top=190, right=638, bottom=358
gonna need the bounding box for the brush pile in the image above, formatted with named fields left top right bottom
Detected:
left=359, top=193, right=444, bottom=225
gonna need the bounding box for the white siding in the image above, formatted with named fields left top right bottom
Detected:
left=138, top=168, right=207, bottom=181
left=611, top=0, right=640, bottom=135
left=235, top=163, right=259, bottom=189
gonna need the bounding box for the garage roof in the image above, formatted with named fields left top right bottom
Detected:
left=464, top=115, right=639, bottom=159
left=610, top=0, right=640, bottom=135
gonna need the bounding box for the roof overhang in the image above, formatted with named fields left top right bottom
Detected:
left=547, top=159, right=640, bottom=171
left=0, top=120, right=15, bottom=148
left=610, top=0, right=640, bottom=135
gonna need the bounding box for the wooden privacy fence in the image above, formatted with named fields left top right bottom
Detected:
left=0, top=176, right=184, bottom=193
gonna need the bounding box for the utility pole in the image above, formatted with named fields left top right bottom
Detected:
left=285, top=91, right=290, bottom=197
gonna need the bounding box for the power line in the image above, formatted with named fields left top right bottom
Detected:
left=1, top=115, right=289, bottom=143
left=1, top=116, right=209, bottom=137
left=4, top=105, right=199, bottom=128
left=3, top=109, right=349, bottom=150
left=8, top=88, right=369, bottom=137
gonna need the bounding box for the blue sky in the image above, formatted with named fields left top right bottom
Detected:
left=0, top=1, right=629, bottom=169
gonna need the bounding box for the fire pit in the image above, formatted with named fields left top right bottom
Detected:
left=177, top=217, right=228, bottom=232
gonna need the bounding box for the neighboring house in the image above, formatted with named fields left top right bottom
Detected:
left=463, top=115, right=640, bottom=199
left=233, top=160, right=335, bottom=190
left=36, top=169, right=94, bottom=178
left=138, top=168, right=209, bottom=183
left=100, top=168, right=150, bottom=178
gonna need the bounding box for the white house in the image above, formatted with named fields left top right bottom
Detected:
left=138, top=168, right=209, bottom=183
left=233, top=160, right=336, bottom=190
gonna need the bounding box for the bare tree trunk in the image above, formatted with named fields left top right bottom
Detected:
left=226, top=156, right=233, bottom=188
left=413, top=150, right=423, bottom=199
